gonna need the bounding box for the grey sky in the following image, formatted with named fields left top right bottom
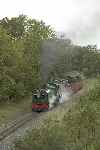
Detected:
left=0, top=0, right=100, bottom=47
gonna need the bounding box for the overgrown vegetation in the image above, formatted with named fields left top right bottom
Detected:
left=13, top=78, right=100, bottom=150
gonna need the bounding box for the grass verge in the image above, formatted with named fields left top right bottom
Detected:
left=0, top=97, right=31, bottom=127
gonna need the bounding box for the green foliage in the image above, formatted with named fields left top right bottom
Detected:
left=0, top=15, right=27, bottom=39
left=51, top=43, right=100, bottom=79
left=0, top=15, right=55, bottom=102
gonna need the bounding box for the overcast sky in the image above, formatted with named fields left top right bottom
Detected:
left=0, top=0, right=100, bottom=47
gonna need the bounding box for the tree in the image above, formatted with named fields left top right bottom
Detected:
left=0, top=15, right=27, bottom=39
left=0, top=15, right=56, bottom=102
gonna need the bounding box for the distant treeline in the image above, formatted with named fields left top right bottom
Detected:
left=43, top=40, right=100, bottom=79
left=54, top=44, right=100, bottom=78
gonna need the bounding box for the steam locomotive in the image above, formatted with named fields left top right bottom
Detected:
left=32, top=81, right=60, bottom=112
left=32, top=76, right=83, bottom=112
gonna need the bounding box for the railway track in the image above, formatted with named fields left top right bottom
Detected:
left=0, top=112, right=38, bottom=141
